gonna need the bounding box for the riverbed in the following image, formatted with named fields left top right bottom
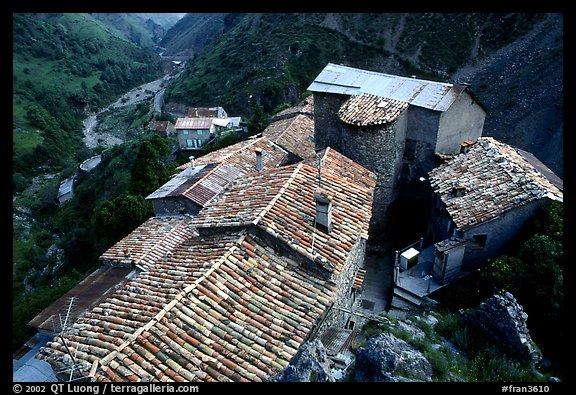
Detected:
left=82, top=72, right=180, bottom=150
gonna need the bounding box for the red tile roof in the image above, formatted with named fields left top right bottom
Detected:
left=146, top=163, right=244, bottom=208
left=180, top=136, right=289, bottom=174
left=263, top=114, right=315, bottom=161
left=100, top=216, right=197, bottom=272
left=38, top=143, right=377, bottom=382
left=429, top=137, right=563, bottom=230
left=194, top=159, right=376, bottom=274
left=175, top=117, right=213, bottom=130
left=337, top=93, right=409, bottom=126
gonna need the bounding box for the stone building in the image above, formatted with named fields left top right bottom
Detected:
left=427, top=137, right=563, bottom=283
left=308, top=63, right=487, bottom=231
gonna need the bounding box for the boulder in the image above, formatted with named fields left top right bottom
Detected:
left=354, top=332, right=433, bottom=382
left=463, top=292, right=542, bottom=365
left=273, top=339, right=335, bottom=382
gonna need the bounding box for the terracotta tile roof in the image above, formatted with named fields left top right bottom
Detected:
left=100, top=216, right=197, bottom=272
left=429, top=137, right=563, bottom=230
left=146, top=163, right=244, bottom=207
left=271, top=96, right=314, bottom=120
left=338, top=93, right=409, bottom=126
left=194, top=160, right=376, bottom=274
left=37, top=229, right=341, bottom=382
left=263, top=114, right=316, bottom=161
left=179, top=136, right=289, bottom=174
left=37, top=231, right=242, bottom=378
left=315, top=147, right=379, bottom=191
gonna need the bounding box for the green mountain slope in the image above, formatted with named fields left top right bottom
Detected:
left=13, top=12, right=163, bottom=176
left=87, top=13, right=166, bottom=48
left=158, top=13, right=230, bottom=57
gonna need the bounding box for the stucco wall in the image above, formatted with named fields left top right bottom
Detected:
left=436, top=92, right=486, bottom=155
left=460, top=199, right=548, bottom=270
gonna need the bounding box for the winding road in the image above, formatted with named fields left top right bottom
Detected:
left=82, top=71, right=181, bottom=149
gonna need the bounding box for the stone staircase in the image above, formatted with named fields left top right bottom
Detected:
left=391, top=283, right=424, bottom=310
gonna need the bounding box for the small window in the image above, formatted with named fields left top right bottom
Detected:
left=197, top=130, right=203, bottom=135
left=183, top=130, right=189, bottom=135
left=472, top=234, right=488, bottom=248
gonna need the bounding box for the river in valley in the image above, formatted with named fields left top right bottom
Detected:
left=82, top=71, right=180, bottom=149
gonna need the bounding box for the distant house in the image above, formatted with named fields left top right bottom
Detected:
left=187, top=106, right=227, bottom=119
left=37, top=148, right=377, bottom=382
left=149, top=120, right=175, bottom=137
left=57, top=176, right=75, bottom=206
left=427, top=137, right=563, bottom=284
left=308, top=63, right=487, bottom=229
left=175, top=117, right=215, bottom=151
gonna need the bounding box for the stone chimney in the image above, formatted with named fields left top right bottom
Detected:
left=189, top=155, right=195, bottom=169
left=255, top=148, right=263, bottom=171
left=314, top=190, right=332, bottom=233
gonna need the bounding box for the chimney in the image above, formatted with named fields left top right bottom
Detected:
left=314, top=190, right=332, bottom=233
left=255, top=148, right=263, bottom=171
left=189, top=155, right=195, bottom=169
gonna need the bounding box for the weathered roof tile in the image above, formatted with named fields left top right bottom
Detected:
left=429, top=137, right=563, bottom=230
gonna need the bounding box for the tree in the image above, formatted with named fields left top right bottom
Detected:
left=91, top=193, right=153, bottom=249
left=247, top=104, right=269, bottom=136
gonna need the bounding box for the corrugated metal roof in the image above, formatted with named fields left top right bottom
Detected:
left=308, top=63, right=469, bottom=112
left=175, top=117, right=213, bottom=129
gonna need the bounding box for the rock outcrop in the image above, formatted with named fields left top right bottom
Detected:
left=353, top=332, right=433, bottom=382
left=463, top=292, right=542, bottom=365
left=272, top=339, right=335, bottom=382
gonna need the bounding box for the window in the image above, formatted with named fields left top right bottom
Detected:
left=186, top=139, right=194, bottom=147
left=183, top=130, right=189, bottom=135
left=197, top=130, right=203, bottom=135
left=472, top=234, right=488, bottom=248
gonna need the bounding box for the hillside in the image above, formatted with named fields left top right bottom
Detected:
left=162, top=12, right=563, bottom=178
left=158, top=13, right=230, bottom=57
left=13, top=13, right=163, bottom=176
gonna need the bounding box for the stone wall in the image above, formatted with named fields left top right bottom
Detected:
left=313, top=93, right=348, bottom=153
left=340, top=115, right=407, bottom=230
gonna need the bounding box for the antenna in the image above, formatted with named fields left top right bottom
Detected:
left=52, top=297, right=87, bottom=382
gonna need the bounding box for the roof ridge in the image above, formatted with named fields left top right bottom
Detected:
left=93, top=230, right=248, bottom=379
left=181, top=162, right=225, bottom=197
left=272, top=113, right=301, bottom=143
left=251, top=163, right=304, bottom=227
left=133, top=216, right=194, bottom=271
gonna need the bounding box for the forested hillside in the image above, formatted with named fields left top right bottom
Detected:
left=13, top=13, right=163, bottom=179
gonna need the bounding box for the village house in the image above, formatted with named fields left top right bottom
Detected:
left=149, top=120, right=175, bottom=137
left=36, top=147, right=377, bottom=382
left=426, top=136, right=563, bottom=283
left=174, top=117, right=215, bottom=151
left=145, top=162, right=244, bottom=216
left=147, top=99, right=316, bottom=217
left=307, top=63, right=487, bottom=230
left=389, top=137, right=563, bottom=309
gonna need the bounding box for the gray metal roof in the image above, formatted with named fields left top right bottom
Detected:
left=308, top=63, right=468, bottom=112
